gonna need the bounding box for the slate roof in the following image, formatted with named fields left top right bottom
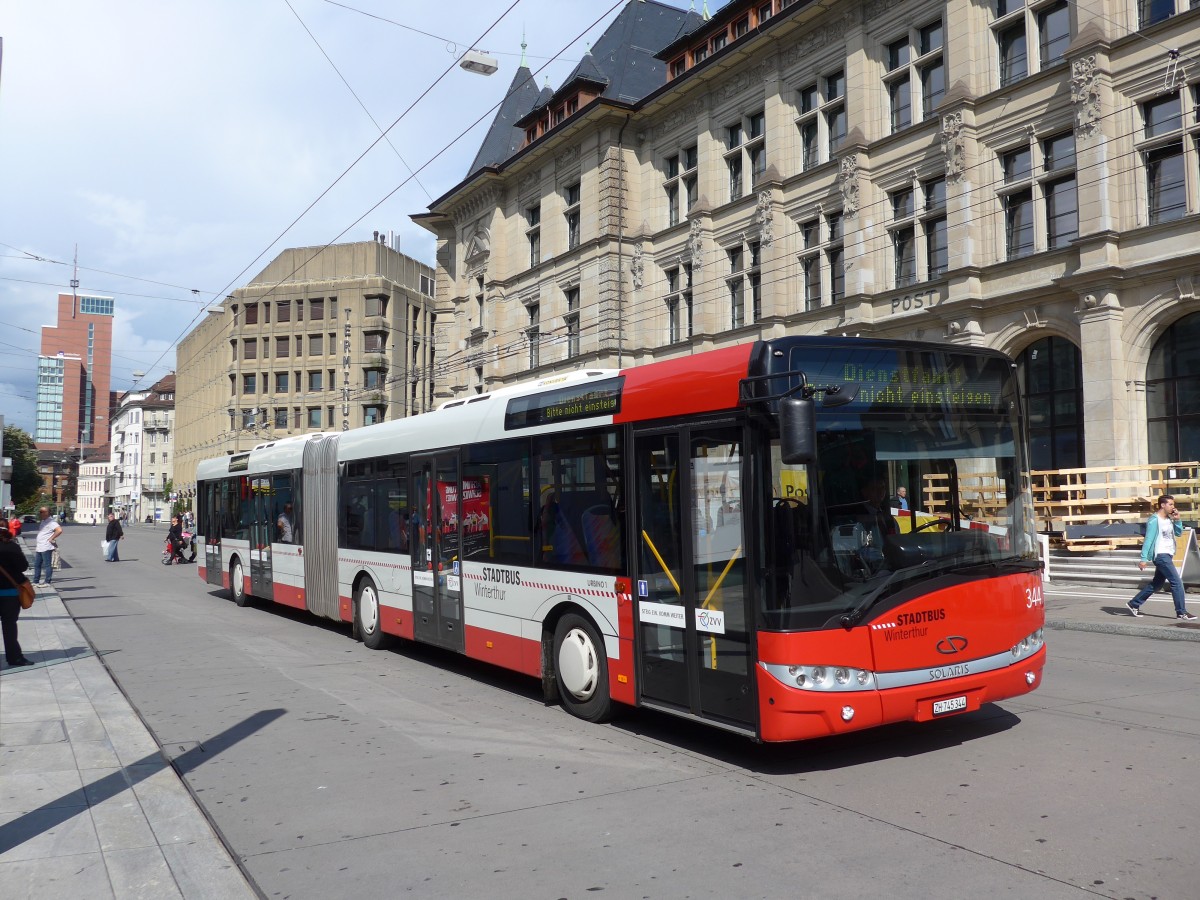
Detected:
left=586, top=0, right=703, bottom=104
left=464, top=0, right=703, bottom=178
left=465, top=64, right=543, bottom=177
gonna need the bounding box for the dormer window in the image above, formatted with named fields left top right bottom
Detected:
left=670, top=57, right=686, bottom=79
left=567, top=97, right=578, bottom=115
left=693, top=45, right=708, bottom=64
left=711, top=33, right=727, bottom=53
left=552, top=107, right=565, bottom=126
left=734, top=17, right=750, bottom=38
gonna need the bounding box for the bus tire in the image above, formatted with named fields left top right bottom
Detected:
left=553, top=613, right=611, bottom=723
left=231, top=559, right=250, bottom=607
left=356, top=577, right=391, bottom=650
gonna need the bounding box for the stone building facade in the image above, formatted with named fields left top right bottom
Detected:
left=415, top=0, right=1200, bottom=472
left=173, top=240, right=436, bottom=496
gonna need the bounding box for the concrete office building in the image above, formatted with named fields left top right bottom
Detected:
left=36, top=293, right=115, bottom=457
left=173, top=240, right=436, bottom=496
left=415, top=0, right=1200, bottom=471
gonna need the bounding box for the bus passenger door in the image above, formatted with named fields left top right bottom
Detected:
left=249, top=476, right=273, bottom=597
left=204, top=482, right=223, bottom=587
left=410, top=454, right=465, bottom=652
left=633, top=424, right=755, bottom=732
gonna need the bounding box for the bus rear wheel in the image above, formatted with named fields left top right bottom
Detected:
left=231, top=559, right=250, bottom=607
left=356, top=578, right=391, bottom=650
left=553, top=613, right=611, bottom=723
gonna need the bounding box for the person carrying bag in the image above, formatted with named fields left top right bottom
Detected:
left=0, top=518, right=35, bottom=668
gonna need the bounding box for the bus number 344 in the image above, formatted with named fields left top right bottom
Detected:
left=1026, top=587, right=1044, bottom=609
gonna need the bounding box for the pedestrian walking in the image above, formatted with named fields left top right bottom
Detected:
left=32, top=506, right=62, bottom=586
left=104, top=512, right=124, bottom=562
left=1127, top=494, right=1197, bottom=620
left=7, top=516, right=21, bottom=538
left=0, top=518, right=34, bottom=669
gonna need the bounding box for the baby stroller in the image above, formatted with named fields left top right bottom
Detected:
left=162, top=531, right=197, bottom=565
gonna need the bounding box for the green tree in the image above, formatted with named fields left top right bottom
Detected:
left=164, top=479, right=187, bottom=517
left=4, top=425, right=41, bottom=505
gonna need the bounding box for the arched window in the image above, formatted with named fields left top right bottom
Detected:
left=1018, top=336, right=1083, bottom=471
left=1147, top=313, right=1200, bottom=462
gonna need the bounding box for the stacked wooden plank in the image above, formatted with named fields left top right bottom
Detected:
left=1030, top=463, right=1200, bottom=551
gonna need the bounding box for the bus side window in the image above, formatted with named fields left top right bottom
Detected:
left=464, top=438, right=531, bottom=566
left=378, top=474, right=407, bottom=554
left=341, top=481, right=375, bottom=551
left=533, top=429, right=624, bottom=573
left=273, top=474, right=295, bottom=544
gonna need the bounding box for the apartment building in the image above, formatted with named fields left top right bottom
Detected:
left=110, top=374, right=175, bottom=524
left=77, top=460, right=113, bottom=525
left=414, top=0, right=1200, bottom=470
left=173, top=240, right=436, bottom=495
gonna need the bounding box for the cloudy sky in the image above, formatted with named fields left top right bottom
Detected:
left=0, top=0, right=706, bottom=435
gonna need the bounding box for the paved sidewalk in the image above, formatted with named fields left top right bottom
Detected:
left=0, top=577, right=258, bottom=899
left=1044, top=578, right=1200, bottom=642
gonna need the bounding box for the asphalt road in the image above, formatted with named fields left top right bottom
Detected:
left=49, top=524, right=1200, bottom=899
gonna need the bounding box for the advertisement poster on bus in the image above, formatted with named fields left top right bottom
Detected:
left=438, top=477, right=491, bottom=559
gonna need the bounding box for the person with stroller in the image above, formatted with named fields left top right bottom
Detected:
left=166, top=515, right=187, bottom=564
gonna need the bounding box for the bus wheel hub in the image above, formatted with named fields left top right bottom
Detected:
left=558, top=628, right=598, bottom=700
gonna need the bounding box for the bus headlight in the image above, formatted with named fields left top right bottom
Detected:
left=762, top=662, right=877, bottom=692
left=1010, top=629, right=1045, bottom=662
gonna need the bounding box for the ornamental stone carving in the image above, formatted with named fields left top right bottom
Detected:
left=652, top=97, right=709, bottom=140
left=556, top=145, right=580, bottom=169
left=1070, top=56, right=1101, bottom=139
left=463, top=220, right=491, bottom=265
left=941, top=112, right=965, bottom=183
left=630, top=241, right=645, bottom=290
left=451, top=186, right=499, bottom=226
left=518, top=168, right=540, bottom=192
left=756, top=191, right=774, bottom=246
left=687, top=218, right=704, bottom=268
left=839, top=155, right=860, bottom=216
left=781, top=13, right=856, bottom=68
left=1179, top=275, right=1196, bottom=301
left=713, top=65, right=767, bottom=104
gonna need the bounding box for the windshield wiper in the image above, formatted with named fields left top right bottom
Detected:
left=836, top=558, right=968, bottom=629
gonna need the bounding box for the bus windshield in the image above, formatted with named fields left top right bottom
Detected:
left=761, top=347, right=1039, bottom=631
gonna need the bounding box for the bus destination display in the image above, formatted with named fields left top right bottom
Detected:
left=505, top=377, right=624, bottom=429
left=788, top=351, right=1009, bottom=414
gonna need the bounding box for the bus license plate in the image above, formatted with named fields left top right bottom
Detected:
left=933, top=695, right=967, bottom=716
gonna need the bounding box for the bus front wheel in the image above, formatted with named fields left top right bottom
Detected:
left=231, top=559, right=250, bottom=607
left=553, top=613, right=611, bottom=723
left=356, top=578, right=391, bottom=650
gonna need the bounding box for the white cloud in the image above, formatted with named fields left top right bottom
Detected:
left=1, top=0, right=675, bottom=404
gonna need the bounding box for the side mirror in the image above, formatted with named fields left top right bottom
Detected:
left=780, top=396, right=816, bottom=464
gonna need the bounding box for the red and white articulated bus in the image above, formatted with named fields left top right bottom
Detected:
left=195, top=336, right=1045, bottom=742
